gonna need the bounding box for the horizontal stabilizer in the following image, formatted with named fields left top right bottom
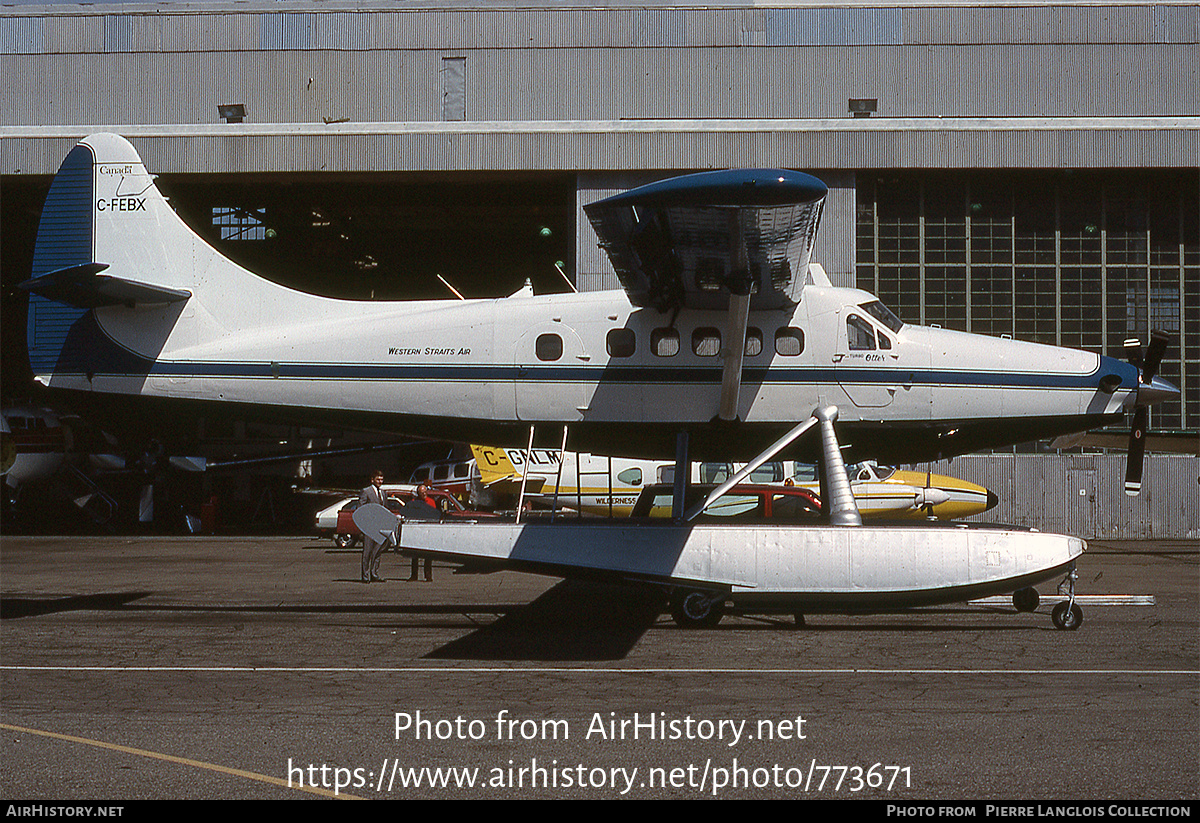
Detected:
left=20, top=263, right=191, bottom=309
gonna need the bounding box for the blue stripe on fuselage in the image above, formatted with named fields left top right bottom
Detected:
left=52, top=353, right=1137, bottom=393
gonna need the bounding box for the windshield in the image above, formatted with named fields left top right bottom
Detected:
left=859, top=300, right=903, bottom=333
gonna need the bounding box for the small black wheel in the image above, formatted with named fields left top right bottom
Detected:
left=1051, top=601, right=1084, bottom=631
left=670, top=590, right=725, bottom=629
left=1013, top=587, right=1040, bottom=613
left=334, top=533, right=354, bottom=548
left=793, top=612, right=806, bottom=628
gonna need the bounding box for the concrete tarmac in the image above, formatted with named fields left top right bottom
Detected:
left=1, top=534, right=1196, bottom=800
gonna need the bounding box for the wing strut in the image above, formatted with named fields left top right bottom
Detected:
left=684, top=406, right=862, bottom=526
left=718, top=209, right=753, bottom=421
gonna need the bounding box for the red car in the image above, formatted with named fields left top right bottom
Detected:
left=332, top=486, right=497, bottom=547
left=630, top=483, right=823, bottom=523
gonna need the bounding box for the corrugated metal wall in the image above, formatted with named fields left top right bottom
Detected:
left=2, top=4, right=1197, bottom=127
left=915, top=454, right=1200, bottom=539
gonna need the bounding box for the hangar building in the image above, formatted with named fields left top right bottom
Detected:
left=1, top=0, right=1197, bottom=536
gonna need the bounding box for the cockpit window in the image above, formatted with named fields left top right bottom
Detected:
left=847, top=315, right=876, bottom=351
left=859, top=300, right=903, bottom=333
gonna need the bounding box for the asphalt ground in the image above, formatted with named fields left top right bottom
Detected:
left=1, top=534, right=1196, bottom=800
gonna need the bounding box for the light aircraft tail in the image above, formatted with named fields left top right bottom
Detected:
left=469, top=445, right=521, bottom=486
left=21, top=133, right=384, bottom=395
left=24, top=134, right=205, bottom=380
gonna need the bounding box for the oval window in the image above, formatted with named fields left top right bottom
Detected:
left=652, top=328, right=680, bottom=357
left=775, top=327, right=805, bottom=356
left=692, top=327, right=721, bottom=357
left=606, top=328, right=636, bottom=358
left=536, top=333, right=563, bottom=361
left=744, top=327, right=763, bottom=357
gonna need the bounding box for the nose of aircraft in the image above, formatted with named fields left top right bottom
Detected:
left=1137, top=374, right=1180, bottom=407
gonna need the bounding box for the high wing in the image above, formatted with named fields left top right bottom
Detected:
left=584, top=169, right=827, bottom=420
left=584, top=169, right=828, bottom=312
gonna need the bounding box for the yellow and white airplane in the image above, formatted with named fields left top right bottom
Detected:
left=467, top=445, right=995, bottom=520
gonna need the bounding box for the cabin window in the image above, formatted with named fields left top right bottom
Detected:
left=536, top=333, right=563, bottom=361
left=745, top=327, right=763, bottom=357
left=617, top=468, right=643, bottom=486
left=606, top=328, right=636, bottom=358
left=699, top=462, right=733, bottom=483
left=750, top=462, right=783, bottom=483
left=454, top=463, right=470, bottom=478
left=878, top=332, right=893, bottom=350
left=652, top=328, right=679, bottom=357
left=412, top=467, right=430, bottom=482
left=847, top=315, right=876, bottom=350
left=775, top=327, right=804, bottom=356
left=692, top=327, right=721, bottom=357
left=434, top=465, right=449, bottom=481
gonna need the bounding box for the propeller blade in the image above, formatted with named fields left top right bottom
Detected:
left=1141, top=329, right=1169, bottom=383
left=1124, top=406, right=1148, bottom=496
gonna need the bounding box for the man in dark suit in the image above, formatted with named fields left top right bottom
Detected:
left=360, top=469, right=389, bottom=582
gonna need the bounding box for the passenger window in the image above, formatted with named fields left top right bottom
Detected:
left=692, top=327, right=721, bottom=357
left=454, top=463, right=469, bottom=479
left=699, top=462, right=733, bottom=483
left=652, top=328, right=679, bottom=357
left=750, top=462, right=783, bottom=483
left=847, top=315, right=876, bottom=351
left=617, top=468, right=643, bottom=486
left=744, top=327, right=763, bottom=357
left=536, top=333, right=563, bottom=361
left=878, top=333, right=892, bottom=350
left=775, top=327, right=804, bottom=356
left=606, top=328, right=636, bottom=358
left=434, top=465, right=449, bottom=481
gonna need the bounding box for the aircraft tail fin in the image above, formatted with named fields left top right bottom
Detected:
left=469, top=445, right=522, bottom=486
left=22, top=133, right=287, bottom=387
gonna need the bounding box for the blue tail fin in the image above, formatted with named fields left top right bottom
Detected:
left=26, top=143, right=95, bottom=375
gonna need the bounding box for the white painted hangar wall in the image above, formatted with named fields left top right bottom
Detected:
left=3, top=43, right=1197, bottom=126
left=4, top=2, right=1197, bottom=283
left=2, top=3, right=1198, bottom=135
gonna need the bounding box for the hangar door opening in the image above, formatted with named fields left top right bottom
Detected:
left=161, top=172, right=577, bottom=301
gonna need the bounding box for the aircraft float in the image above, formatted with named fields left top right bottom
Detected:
left=21, top=133, right=1180, bottom=629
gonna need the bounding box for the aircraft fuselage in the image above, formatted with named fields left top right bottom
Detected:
left=40, top=283, right=1136, bottom=463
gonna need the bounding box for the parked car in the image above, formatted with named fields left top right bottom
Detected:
left=314, top=496, right=356, bottom=545
left=630, top=483, right=823, bottom=523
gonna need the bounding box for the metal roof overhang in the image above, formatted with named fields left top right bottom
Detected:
left=3, top=117, right=1198, bottom=175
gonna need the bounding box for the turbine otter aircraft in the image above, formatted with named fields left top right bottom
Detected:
left=21, top=134, right=1178, bottom=480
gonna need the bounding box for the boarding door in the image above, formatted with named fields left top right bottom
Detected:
left=514, top=322, right=589, bottom=421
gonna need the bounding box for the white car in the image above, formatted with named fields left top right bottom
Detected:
left=314, top=496, right=356, bottom=547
